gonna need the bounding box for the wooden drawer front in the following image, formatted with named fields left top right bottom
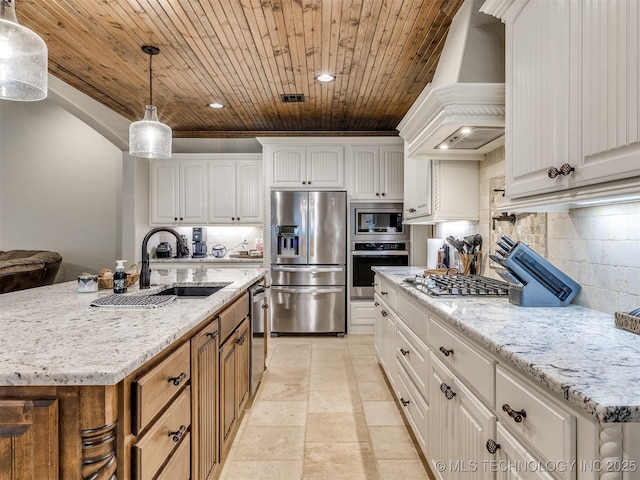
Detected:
left=428, top=316, right=494, bottom=406
left=396, top=319, right=429, bottom=400
left=220, top=292, right=249, bottom=342
left=496, top=365, right=575, bottom=475
left=156, top=431, right=191, bottom=480
left=397, top=291, right=427, bottom=341
left=378, top=279, right=397, bottom=311
left=133, top=342, right=191, bottom=434
left=133, top=386, right=191, bottom=480
left=395, top=359, right=428, bottom=455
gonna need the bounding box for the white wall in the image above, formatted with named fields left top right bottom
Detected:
left=0, top=99, right=123, bottom=281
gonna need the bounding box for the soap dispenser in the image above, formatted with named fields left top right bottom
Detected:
left=113, top=260, right=128, bottom=294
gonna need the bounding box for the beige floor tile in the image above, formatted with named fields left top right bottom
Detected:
left=309, top=373, right=357, bottom=391
left=262, top=366, right=309, bottom=384
left=306, top=412, right=370, bottom=443
left=378, top=459, right=431, bottom=480
left=308, top=389, right=362, bottom=413
left=362, top=401, right=405, bottom=426
left=257, top=380, right=309, bottom=401
left=221, top=460, right=303, bottom=480
left=303, top=442, right=380, bottom=480
left=348, top=343, right=377, bottom=356
left=350, top=354, right=379, bottom=366
left=369, top=426, right=420, bottom=460
left=346, top=334, right=375, bottom=344
left=247, top=400, right=307, bottom=426
left=233, top=426, right=305, bottom=461
left=352, top=363, right=386, bottom=383
left=356, top=381, right=395, bottom=401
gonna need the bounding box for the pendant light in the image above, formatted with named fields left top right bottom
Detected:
left=129, top=45, right=172, bottom=159
left=0, top=0, right=48, bottom=101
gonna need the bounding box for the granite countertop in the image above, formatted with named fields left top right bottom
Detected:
left=373, top=266, right=640, bottom=423
left=150, top=255, right=263, bottom=264
left=0, top=267, right=266, bottom=387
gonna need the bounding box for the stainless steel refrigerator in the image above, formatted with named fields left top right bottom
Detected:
left=270, top=191, right=347, bottom=335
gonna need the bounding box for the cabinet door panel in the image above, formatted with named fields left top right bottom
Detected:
left=208, top=161, right=237, bottom=224
left=307, top=146, right=344, bottom=187
left=219, top=333, right=237, bottom=462
left=236, top=160, right=263, bottom=224
left=150, top=161, right=180, bottom=224
left=271, top=147, right=306, bottom=186
left=351, top=147, right=379, bottom=199
left=236, top=318, right=250, bottom=411
left=380, top=146, right=404, bottom=200
left=180, top=162, right=208, bottom=223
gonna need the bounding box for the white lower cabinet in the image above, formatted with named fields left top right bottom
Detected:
left=374, top=293, right=397, bottom=388
left=491, top=422, right=555, bottom=480
left=349, top=299, right=375, bottom=335
left=395, top=359, right=429, bottom=455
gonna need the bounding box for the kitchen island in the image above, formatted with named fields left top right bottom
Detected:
left=373, top=266, right=640, bottom=480
left=0, top=266, right=266, bottom=479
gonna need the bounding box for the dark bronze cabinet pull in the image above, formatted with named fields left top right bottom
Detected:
left=440, top=382, right=456, bottom=400
left=374, top=302, right=379, bottom=307
left=236, top=336, right=245, bottom=345
left=400, top=348, right=409, bottom=356
left=400, top=397, right=410, bottom=406
left=168, top=372, right=186, bottom=386
left=486, top=439, right=501, bottom=454
left=381, top=310, right=388, bottom=317
left=502, top=403, right=526, bottom=423
left=381, top=291, right=388, bottom=295
left=206, top=330, right=218, bottom=339
left=168, top=425, right=186, bottom=442
left=548, top=163, right=575, bottom=178
left=439, top=346, right=454, bottom=356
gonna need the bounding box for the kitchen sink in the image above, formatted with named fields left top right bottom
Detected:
left=153, top=286, right=223, bottom=298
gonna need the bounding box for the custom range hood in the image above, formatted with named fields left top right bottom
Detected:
left=398, top=0, right=505, bottom=160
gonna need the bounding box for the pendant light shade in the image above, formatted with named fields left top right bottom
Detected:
left=129, top=45, right=172, bottom=159
left=0, top=0, right=48, bottom=101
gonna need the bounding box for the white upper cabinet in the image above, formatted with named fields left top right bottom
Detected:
left=483, top=0, right=640, bottom=207
left=150, top=160, right=207, bottom=225
left=208, top=158, right=263, bottom=225
left=265, top=142, right=344, bottom=188
left=349, top=144, right=404, bottom=201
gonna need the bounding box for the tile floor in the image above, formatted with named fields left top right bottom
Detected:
left=218, top=334, right=432, bottom=480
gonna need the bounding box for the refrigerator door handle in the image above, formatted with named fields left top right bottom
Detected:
left=308, top=196, right=315, bottom=257
left=272, top=286, right=343, bottom=294
left=272, top=266, right=344, bottom=273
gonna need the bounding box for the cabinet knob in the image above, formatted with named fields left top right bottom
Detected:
left=168, top=425, right=187, bottom=443
left=400, top=348, right=409, bottom=356
left=502, top=403, right=526, bottom=423
left=439, top=346, right=454, bottom=357
left=174, top=217, right=178, bottom=221
left=486, top=439, right=501, bottom=454
left=381, top=310, right=388, bottom=317
left=308, top=181, right=311, bottom=185
left=376, top=192, right=380, bottom=197
left=381, top=291, right=387, bottom=295
left=381, top=192, right=385, bottom=196
left=440, top=382, right=456, bottom=400
left=168, top=372, right=187, bottom=386
left=262, top=303, right=269, bottom=309
left=180, top=217, right=184, bottom=221
left=548, top=163, right=575, bottom=178
left=231, top=217, right=235, bottom=220
left=236, top=335, right=245, bottom=345
left=302, top=181, right=307, bottom=185
left=374, top=302, right=379, bottom=307
left=408, top=208, right=416, bottom=213
left=206, top=331, right=218, bottom=339
left=400, top=397, right=410, bottom=407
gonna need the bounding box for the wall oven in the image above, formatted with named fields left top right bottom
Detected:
left=351, top=243, right=409, bottom=299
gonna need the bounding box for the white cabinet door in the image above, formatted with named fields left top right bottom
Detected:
left=350, top=146, right=380, bottom=199
left=506, top=0, right=580, bottom=198
left=208, top=160, right=237, bottom=224
left=307, top=145, right=344, bottom=188
left=403, top=156, right=432, bottom=219
left=150, top=161, right=180, bottom=225
left=493, top=423, right=555, bottom=480
left=270, top=146, right=307, bottom=187
left=179, top=161, right=208, bottom=224
left=235, top=160, right=263, bottom=224
left=379, top=146, right=404, bottom=201
left=429, top=352, right=456, bottom=480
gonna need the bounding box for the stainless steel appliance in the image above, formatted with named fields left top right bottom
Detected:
left=249, top=281, right=267, bottom=396
left=490, top=235, right=581, bottom=307
left=192, top=227, right=207, bottom=258
left=351, top=203, right=406, bottom=239
left=413, top=274, right=509, bottom=297
left=351, top=242, right=409, bottom=299
left=270, top=191, right=347, bottom=335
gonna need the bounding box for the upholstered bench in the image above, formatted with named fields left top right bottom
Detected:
left=0, top=250, right=63, bottom=294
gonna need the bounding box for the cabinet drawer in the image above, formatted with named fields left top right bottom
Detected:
left=220, top=292, right=249, bottom=342
left=396, top=319, right=429, bottom=400
left=377, top=279, right=397, bottom=311
left=395, top=359, right=428, bottom=455
left=133, top=386, right=191, bottom=480
left=496, top=365, right=575, bottom=476
left=396, top=291, right=427, bottom=341
left=133, top=342, right=191, bottom=434
left=156, top=431, right=191, bottom=480
left=492, top=423, right=555, bottom=480
left=428, top=316, right=494, bottom=406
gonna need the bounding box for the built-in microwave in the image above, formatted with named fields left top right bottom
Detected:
left=350, top=203, right=408, bottom=242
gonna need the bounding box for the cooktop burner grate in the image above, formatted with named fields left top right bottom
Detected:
left=414, top=274, right=510, bottom=297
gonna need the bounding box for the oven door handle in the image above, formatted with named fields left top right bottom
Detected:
left=271, top=286, right=343, bottom=294
left=351, top=251, right=409, bottom=256
left=272, top=266, right=344, bottom=273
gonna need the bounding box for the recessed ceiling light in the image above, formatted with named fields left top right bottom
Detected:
left=460, top=127, right=472, bottom=134
left=439, top=144, right=449, bottom=150
left=208, top=102, right=225, bottom=109
left=315, top=74, right=336, bottom=83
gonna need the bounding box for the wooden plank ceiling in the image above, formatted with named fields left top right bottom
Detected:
left=18, top=0, right=464, bottom=137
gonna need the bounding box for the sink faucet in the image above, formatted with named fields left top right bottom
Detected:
left=140, top=227, right=189, bottom=289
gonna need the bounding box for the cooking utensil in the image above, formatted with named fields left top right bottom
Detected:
left=463, top=235, right=476, bottom=254
left=447, top=237, right=466, bottom=254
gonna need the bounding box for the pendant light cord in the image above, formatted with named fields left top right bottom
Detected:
left=148, top=53, right=153, bottom=106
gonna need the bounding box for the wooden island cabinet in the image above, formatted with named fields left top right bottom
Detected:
left=0, top=289, right=252, bottom=480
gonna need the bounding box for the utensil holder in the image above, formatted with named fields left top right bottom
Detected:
left=459, top=252, right=482, bottom=275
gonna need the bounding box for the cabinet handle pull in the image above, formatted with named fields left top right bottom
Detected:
left=408, top=208, right=416, bottom=213
left=168, top=372, right=186, bottom=386
left=502, top=403, right=526, bottom=423
left=206, top=331, right=218, bottom=339
left=236, top=336, right=245, bottom=345
left=400, top=397, right=410, bottom=406
left=381, top=310, right=388, bottom=317
left=374, top=302, right=379, bottom=307
left=439, top=346, right=454, bottom=356
left=486, top=439, right=501, bottom=454
left=400, top=348, right=409, bottom=356
left=440, top=382, right=456, bottom=400
left=381, top=291, right=387, bottom=295
left=168, top=425, right=187, bottom=442
left=547, top=163, right=575, bottom=178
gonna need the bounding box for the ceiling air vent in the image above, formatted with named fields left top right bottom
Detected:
left=280, top=94, right=305, bottom=103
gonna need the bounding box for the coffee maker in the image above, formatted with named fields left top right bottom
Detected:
left=192, top=227, right=208, bottom=258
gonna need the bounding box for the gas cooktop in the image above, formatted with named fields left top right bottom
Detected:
left=412, top=274, right=510, bottom=297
